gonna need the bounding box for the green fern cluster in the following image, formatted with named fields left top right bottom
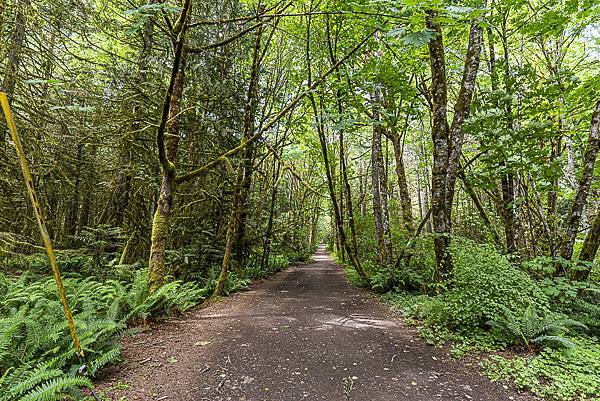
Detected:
left=0, top=363, right=91, bottom=401
left=488, top=305, right=587, bottom=351
left=0, top=269, right=208, bottom=400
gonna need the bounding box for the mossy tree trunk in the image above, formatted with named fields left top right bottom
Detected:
left=232, top=21, right=265, bottom=266
left=426, top=11, right=483, bottom=280
left=371, top=87, right=393, bottom=266
left=1, top=0, right=29, bottom=144
left=561, top=101, right=600, bottom=262
left=575, top=208, right=600, bottom=281
left=147, top=0, right=191, bottom=293
left=213, top=23, right=264, bottom=297
left=388, top=128, right=414, bottom=232
left=260, top=156, right=281, bottom=270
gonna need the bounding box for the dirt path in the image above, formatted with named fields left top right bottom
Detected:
left=99, top=246, right=533, bottom=401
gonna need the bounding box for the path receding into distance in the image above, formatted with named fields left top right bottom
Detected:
left=99, top=246, right=534, bottom=401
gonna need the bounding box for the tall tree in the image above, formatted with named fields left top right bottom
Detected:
left=147, top=0, right=192, bottom=292
left=426, top=11, right=483, bottom=279
left=1, top=0, right=29, bottom=144
left=561, top=101, right=600, bottom=262
left=214, top=22, right=264, bottom=297
left=371, top=87, right=393, bottom=265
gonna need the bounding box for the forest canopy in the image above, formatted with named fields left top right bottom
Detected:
left=0, top=0, right=599, bottom=400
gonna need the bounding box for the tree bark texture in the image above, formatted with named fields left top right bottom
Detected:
left=561, top=101, right=600, bottom=261
left=147, top=0, right=191, bottom=293
left=575, top=208, right=600, bottom=281
left=371, top=88, right=393, bottom=265
left=426, top=13, right=483, bottom=279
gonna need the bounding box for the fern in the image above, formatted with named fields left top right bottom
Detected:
left=19, top=376, right=91, bottom=401
left=88, top=346, right=121, bottom=375
left=488, top=305, right=587, bottom=351
left=1, top=363, right=63, bottom=399
left=0, top=362, right=91, bottom=401
left=0, top=266, right=209, bottom=399
left=532, top=335, right=577, bottom=349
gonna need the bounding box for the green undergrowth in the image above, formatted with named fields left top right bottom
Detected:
left=483, top=339, right=600, bottom=401
left=0, top=248, right=306, bottom=401
left=351, top=237, right=600, bottom=401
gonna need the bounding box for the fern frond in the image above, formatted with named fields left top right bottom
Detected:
left=3, top=363, right=63, bottom=399
left=532, top=335, right=577, bottom=349
left=89, top=346, right=121, bottom=375
left=20, top=376, right=91, bottom=401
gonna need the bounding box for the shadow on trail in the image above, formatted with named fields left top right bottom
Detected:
left=99, top=245, right=533, bottom=401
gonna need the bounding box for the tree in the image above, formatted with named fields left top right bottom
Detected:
left=426, top=10, right=483, bottom=279
left=147, top=0, right=192, bottom=292
left=561, top=101, right=600, bottom=262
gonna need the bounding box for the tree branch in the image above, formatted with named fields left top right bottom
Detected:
left=176, top=27, right=379, bottom=184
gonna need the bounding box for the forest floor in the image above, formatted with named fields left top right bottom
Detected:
left=98, top=246, right=535, bottom=401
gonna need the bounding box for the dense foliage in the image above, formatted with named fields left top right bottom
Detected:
left=0, top=249, right=299, bottom=400
left=0, top=0, right=599, bottom=399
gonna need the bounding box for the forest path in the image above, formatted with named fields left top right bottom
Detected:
left=99, top=245, right=532, bottom=401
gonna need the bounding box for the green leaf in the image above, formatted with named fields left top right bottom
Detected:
left=402, top=29, right=438, bottom=47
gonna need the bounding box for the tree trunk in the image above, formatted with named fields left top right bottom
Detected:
left=338, top=140, right=346, bottom=263
left=427, top=10, right=451, bottom=279
left=232, top=24, right=264, bottom=265
left=215, top=25, right=264, bottom=296
left=575, top=208, right=600, bottom=281
left=261, top=156, right=281, bottom=270
left=1, top=0, right=30, bottom=144
left=340, top=124, right=359, bottom=257
left=390, top=133, right=414, bottom=231
left=444, top=22, right=484, bottom=222
left=371, top=88, right=393, bottom=265
left=561, top=101, right=600, bottom=261
left=213, top=161, right=244, bottom=297
left=147, top=0, right=191, bottom=293
left=426, top=13, right=483, bottom=280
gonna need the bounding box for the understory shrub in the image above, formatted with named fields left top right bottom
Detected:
left=422, top=239, right=549, bottom=331
left=367, top=237, right=435, bottom=293
left=537, top=276, right=600, bottom=336
left=380, top=239, right=552, bottom=348
left=484, top=338, right=600, bottom=400
left=379, top=238, right=599, bottom=400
